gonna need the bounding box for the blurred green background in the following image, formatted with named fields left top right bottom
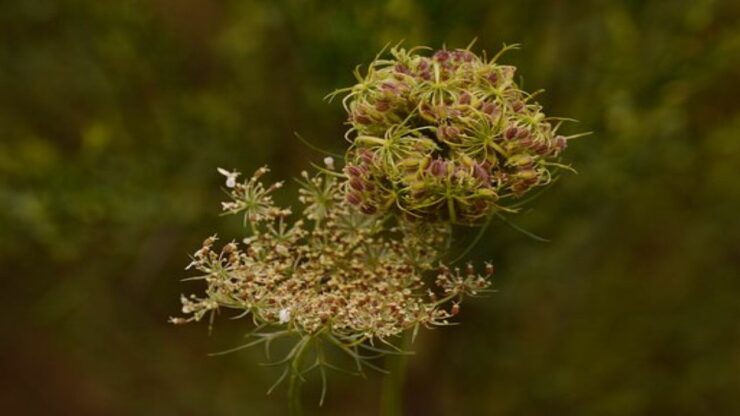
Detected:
left=2, top=0, right=739, bottom=414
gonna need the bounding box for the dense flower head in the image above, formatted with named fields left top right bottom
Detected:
left=330, top=44, right=578, bottom=224
left=173, top=166, right=491, bottom=344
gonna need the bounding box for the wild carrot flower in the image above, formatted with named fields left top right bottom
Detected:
left=328, top=43, right=585, bottom=224
left=172, top=166, right=492, bottom=399
left=173, top=43, right=583, bottom=407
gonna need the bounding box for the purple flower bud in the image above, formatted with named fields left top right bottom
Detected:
left=360, top=204, right=377, bottom=215
left=375, top=100, right=390, bottom=112
left=420, top=103, right=436, bottom=119
left=394, top=63, right=411, bottom=75
left=487, top=72, right=498, bottom=84
left=346, top=165, right=363, bottom=177
left=473, top=164, right=490, bottom=182
left=512, top=101, right=524, bottom=112
left=459, top=92, right=471, bottom=105
left=380, top=81, right=398, bottom=92
left=359, top=149, right=374, bottom=165
left=434, top=50, right=450, bottom=62
left=481, top=102, right=498, bottom=115
left=517, top=128, right=530, bottom=139
left=505, top=126, right=519, bottom=139
left=534, top=142, right=549, bottom=154
left=437, top=125, right=460, bottom=142
left=428, top=159, right=447, bottom=177
left=554, top=135, right=567, bottom=151
left=346, top=192, right=362, bottom=205
left=451, top=50, right=473, bottom=62
left=354, top=113, right=371, bottom=125
left=349, top=178, right=364, bottom=191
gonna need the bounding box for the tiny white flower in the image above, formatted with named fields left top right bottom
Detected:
left=323, top=156, right=335, bottom=170
left=278, top=308, right=291, bottom=324
left=275, top=244, right=289, bottom=256
left=217, top=167, right=240, bottom=188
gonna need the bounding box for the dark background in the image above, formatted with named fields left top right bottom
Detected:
left=2, top=0, right=739, bottom=414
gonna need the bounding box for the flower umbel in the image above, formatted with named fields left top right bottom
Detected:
left=172, top=166, right=492, bottom=401
left=329, top=43, right=585, bottom=224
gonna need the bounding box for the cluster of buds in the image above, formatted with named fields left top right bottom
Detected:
left=330, top=44, right=578, bottom=223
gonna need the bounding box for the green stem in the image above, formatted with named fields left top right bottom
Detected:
left=356, top=135, right=387, bottom=146
left=288, top=375, right=303, bottom=416
left=288, top=336, right=310, bottom=416
left=379, top=332, right=412, bottom=416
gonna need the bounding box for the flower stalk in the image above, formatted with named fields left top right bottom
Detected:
left=380, top=332, right=412, bottom=416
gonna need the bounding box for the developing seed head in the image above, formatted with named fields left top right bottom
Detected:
left=329, top=43, right=580, bottom=224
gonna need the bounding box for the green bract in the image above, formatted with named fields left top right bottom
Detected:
left=331, top=44, right=578, bottom=224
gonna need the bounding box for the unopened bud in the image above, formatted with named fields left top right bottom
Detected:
left=453, top=91, right=469, bottom=105
left=375, top=100, right=390, bottom=112
left=505, top=126, right=519, bottom=139
left=437, top=125, right=460, bottom=142
left=346, top=192, right=362, bottom=205
left=360, top=204, right=377, bottom=215
left=554, top=135, right=568, bottom=151
left=354, top=112, right=371, bottom=124
left=473, top=163, right=490, bottom=182
left=428, top=159, right=447, bottom=177
left=395, top=63, right=411, bottom=75
left=360, top=149, right=374, bottom=165
left=346, top=165, right=363, bottom=177
left=349, top=178, right=364, bottom=191
left=433, top=50, right=450, bottom=62
left=481, top=102, right=497, bottom=115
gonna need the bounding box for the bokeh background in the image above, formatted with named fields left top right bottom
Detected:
left=2, top=0, right=740, bottom=414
